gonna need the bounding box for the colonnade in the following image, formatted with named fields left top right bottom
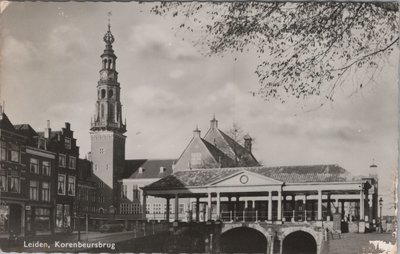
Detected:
left=142, top=188, right=370, bottom=223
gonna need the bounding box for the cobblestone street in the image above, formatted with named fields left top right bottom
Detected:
left=323, top=233, right=396, bottom=254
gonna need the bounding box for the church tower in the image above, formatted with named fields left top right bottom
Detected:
left=90, top=20, right=126, bottom=213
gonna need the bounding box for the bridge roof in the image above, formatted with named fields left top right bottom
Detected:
left=143, top=164, right=359, bottom=190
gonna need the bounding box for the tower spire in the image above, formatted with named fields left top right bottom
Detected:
left=107, top=11, right=112, bottom=31
left=103, top=12, right=114, bottom=45
left=91, top=18, right=126, bottom=134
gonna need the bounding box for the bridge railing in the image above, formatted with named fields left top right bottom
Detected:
left=220, top=211, right=266, bottom=222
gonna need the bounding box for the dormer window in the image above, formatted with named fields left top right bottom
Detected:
left=139, top=167, right=144, bottom=174
left=160, top=167, right=166, bottom=174
left=38, top=138, right=47, bottom=150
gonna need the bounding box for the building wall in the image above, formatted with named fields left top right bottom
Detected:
left=46, top=123, right=79, bottom=232
left=0, top=128, right=27, bottom=235
left=174, top=136, right=219, bottom=171
left=25, top=147, right=55, bottom=235
left=90, top=131, right=126, bottom=211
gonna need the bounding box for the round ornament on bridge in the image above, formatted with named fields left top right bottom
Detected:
left=240, top=175, right=249, bottom=184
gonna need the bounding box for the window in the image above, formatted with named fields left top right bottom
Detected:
left=179, top=204, right=185, bottom=214
left=133, top=185, right=140, bottom=200
left=99, top=148, right=104, bottom=154
left=0, top=175, right=6, bottom=191
left=59, top=154, right=66, bottom=167
left=8, top=177, right=19, bottom=193
left=8, top=144, right=19, bottom=162
left=42, top=182, right=50, bottom=202
left=38, top=138, right=46, bottom=150
left=68, top=156, right=76, bottom=169
left=29, top=180, right=39, bottom=200
left=190, top=153, right=202, bottom=166
left=65, top=138, right=71, bottom=150
left=121, top=184, right=127, bottom=198
left=58, top=174, right=66, bottom=195
left=30, top=158, right=39, bottom=174
left=42, top=161, right=51, bottom=176
left=67, top=176, right=75, bottom=196
left=0, top=141, right=6, bottom=161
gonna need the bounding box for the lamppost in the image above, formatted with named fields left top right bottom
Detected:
left=379, top=197, right=383, bottom=233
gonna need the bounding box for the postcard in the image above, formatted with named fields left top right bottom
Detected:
left=0, top=1, right=397, bottom=253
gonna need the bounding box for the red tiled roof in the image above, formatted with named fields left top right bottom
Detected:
left=144, top=164, right=357, bottom=190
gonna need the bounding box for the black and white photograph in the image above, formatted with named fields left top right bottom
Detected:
left=0, top=1, right=398, bottom=253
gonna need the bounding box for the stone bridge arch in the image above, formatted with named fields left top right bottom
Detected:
left=280, top=227, right=323, bottom=254
left=221, top=223, right=274, bottom=240
left=220, top=223, right=274, bottom=253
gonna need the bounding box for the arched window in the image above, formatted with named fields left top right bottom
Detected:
left=102, top=59, right=106, bottom=69
left=108, top=89, right=113, bottom=98
left=101, top=89, right=106, bottom=98
left=108, top=104, right=115, bottom=121
left=107, top=59, right=111, bottom=69
left=101, top=104, right=104, bottom=118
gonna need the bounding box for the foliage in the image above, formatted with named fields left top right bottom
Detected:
left=151, top=2, right=399, bottom=105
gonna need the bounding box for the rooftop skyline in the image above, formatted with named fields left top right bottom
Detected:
left=0, top=2, right=397, bottom=214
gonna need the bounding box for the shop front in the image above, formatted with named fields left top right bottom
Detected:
left=0, top=202, right=25, bottom=236
left=55, top=204, right=71, bottom=233
left=25, top=206, right=53, bottom=236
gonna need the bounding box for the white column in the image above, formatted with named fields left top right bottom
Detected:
left=360, top=189, right=365, bottom=221
left=174, top=194, right=179, bottom=221
left=317, top=190, right=322, bottom=220
left=277, top=190, right=282, bottom=221
left=207, top=192, right=212, bottom=221
left=142, top=191, right=147, bottom=220
left=335, top=199, right=339, bottom=213
left=268, top=191, right=272, bottom=221
left=216, top=192, right=221, bottom=219
left=303, top=195, right=307, bottom=221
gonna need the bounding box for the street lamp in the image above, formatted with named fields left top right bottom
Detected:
left=379, top=197, right=383, bottom=233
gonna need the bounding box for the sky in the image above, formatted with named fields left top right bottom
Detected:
left=0, top=2, right=398, bottom=215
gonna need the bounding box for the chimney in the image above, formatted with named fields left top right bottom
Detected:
left=65, top=122, right=71, bottom=130
left=87, top=152, right=92, bottom=162
left=210, top=114, right=218, bottom=129
left=44, top=120, right=51, bottom=139
left=244, top=134, right=252, bottom=153
left=193, top=125, right=201, bottom=138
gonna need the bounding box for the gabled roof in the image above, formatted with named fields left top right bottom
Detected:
left=144, top=164, right=357, bottom=190
left=219, top=131, right=259, bottom=166
left=14, top=124, right=38, bottom=137
left=123, top=159, right=176, bottom=179
left=0, top=113, right=16, bottom=132
left=201, top=138, right=235, bottom=167
left=203, top=125, right=259, bottom=167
